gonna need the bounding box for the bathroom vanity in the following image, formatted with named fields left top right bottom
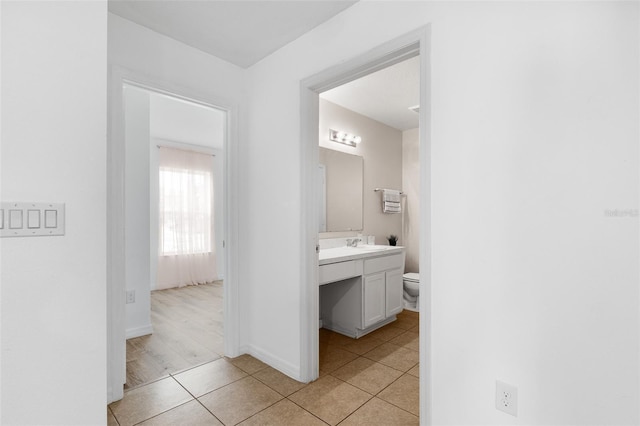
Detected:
left=319, top=245, right=405, bottom=338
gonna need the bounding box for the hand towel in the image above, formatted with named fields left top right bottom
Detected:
left=382, top=189, right=402, bottom=214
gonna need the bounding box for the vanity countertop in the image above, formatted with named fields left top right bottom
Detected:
left=319, top=245, right=404, bottom=265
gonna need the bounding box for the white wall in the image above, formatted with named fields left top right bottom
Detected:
left=244, top=1, right=639, bottom=423
left=0, top=1, right=107, bottom=424
left=109, top=13, right=245, bottom=342
left=402, top=128, right=420, bottom=273
left=123, top=86, right=153, bottom=338
left=319, top=99, right=403, bottom=244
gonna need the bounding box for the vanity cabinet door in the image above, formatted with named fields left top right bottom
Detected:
left=363, top=272, right=386, bottom=328
left=385, top=267, right=404, bottom=317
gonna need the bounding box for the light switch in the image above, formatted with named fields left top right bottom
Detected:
left=1, top=202, right=64, bottom=237
left=45, top=210, right=57, bottom=228
left=9, top=210, right=23, bottom=229
left=28, top=210, right=41, bottom=229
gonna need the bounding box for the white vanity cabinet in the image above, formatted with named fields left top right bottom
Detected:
left=363, top=272, right=386, bottom=328
left=385, top=268, right=404, bottom=317
left=320, top=247, right=405, bottom=338
left=363, top=254, right=404, bottom=327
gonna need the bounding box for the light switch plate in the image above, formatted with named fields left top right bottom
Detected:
left=0, top=202, right=65, bottom=237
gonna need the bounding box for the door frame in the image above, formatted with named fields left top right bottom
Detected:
left=299, top=26, right=432, bottom=422
left=107, top=66, right=240, bottom=403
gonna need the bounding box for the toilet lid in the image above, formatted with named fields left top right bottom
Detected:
left=403, top=272, right=419, bottom=282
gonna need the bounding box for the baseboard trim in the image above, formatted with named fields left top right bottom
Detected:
left=125, top=324, right=153, bottom=339
left=246, top=344, right=301, bottom=382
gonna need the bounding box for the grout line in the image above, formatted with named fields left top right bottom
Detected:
left=193, top=398, right=225, bottom=425
left=169, top=355, right=224, bottom=377
left=122, top=373, right=174, bottom=393
left=160, top=374, right=225, bottom=425
left=130, top=400, right=194, bottom=426
left=107, top=405, right=121, bottom=426
left=284, top=395, right=332, bottom=425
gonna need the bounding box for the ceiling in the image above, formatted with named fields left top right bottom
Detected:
left=321, top=55, right=420, bottom=131
left=110, top=1, right=418, bottom=132
left=108, top=0, right=358, bottom=68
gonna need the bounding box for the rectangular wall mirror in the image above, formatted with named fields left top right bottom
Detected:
left=319, top=147, right=363, bottom=232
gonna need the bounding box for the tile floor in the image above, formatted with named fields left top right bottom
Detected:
left=109, top=310, right=419, bottom=425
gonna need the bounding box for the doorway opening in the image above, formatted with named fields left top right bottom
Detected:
left=107, top=70, right=240, bottom=404
left=300, top=27, right=431, bottom=423
left=121, top=85, right=226, bottom=389
left=317, top=54, right=421, bottom=418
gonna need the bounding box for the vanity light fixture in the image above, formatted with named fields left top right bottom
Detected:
left=329, top=129, right=362, bottom=147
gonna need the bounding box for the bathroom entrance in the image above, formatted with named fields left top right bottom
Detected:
left=300, top=28, right=430, bottom=420
left=317, top=55, right=421, bottom=419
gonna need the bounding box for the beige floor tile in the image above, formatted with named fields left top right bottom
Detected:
left=364, top=343, right=419, bottom=372
left=367, top=326, right=406, bottom=342
left=409, top=324, right=419, bottom=333
left=378, top=374, right=420, bottom=416
left=173, top=358, right=247, bottom=397
left=319, top=329, right=355, bottom=346
left=389, top=331, right=419, bottom=352
left=395, top=310, right=419, bottom=320
left=288, top=375, right=371, bottom=425
left=226, top=354, right=269, bottom=375
left=407, top=364, right=419, bottom=378
left=342, top=335, right=385, bottom=355
left=137, top=400, right=222, bottom=425
left=331, top=357, right=403, bottom=395
left=393, top=315, right=419, bottom=331
left=107, top=407, right=118, bottom=426
left=252, top=366, right=307, bottom=396
left=198, top=376, right=283, bottom=425
left=319, top=345, right=359, bottom=376
left=109, top=377, right=193, bottom=426
left=238, top=399, right=326, bottom=426
left=340, top=397, right=419, bottom=425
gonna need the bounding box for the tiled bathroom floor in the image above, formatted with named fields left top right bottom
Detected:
left=109, top=310, right=420, bottom=425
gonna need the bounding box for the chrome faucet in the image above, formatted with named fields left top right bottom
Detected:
left=346, top=238, right=361, bottom=247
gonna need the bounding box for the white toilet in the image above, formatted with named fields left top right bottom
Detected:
left=403, top=273, right=420, bottom=312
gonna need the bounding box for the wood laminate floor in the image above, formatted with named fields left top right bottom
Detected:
left=125, top=281, right=224, bottom=390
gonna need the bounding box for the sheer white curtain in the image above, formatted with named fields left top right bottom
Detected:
left=157, top=146, right=217, bottom=289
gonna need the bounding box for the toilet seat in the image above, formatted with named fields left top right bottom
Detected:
left=403, top=272, right=419, bottom=282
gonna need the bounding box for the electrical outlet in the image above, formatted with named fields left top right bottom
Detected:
left=126, top=290, right=135, bottom=304
left=496, top=380, right=518, bottom=416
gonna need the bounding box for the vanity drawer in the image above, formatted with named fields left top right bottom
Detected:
left=319, top=259, right=363, bottom=285
left=364, top=254, right=403, bottom=275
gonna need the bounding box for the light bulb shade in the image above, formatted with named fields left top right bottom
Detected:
left=329, top=129, right=361, bottom=147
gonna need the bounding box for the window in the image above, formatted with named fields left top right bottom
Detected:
left=158, top=147, right=214, bottom=257
left=159, top=168, right=212, bottom=255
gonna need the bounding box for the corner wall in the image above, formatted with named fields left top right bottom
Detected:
left=1, top=2, right=107, bottom=423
